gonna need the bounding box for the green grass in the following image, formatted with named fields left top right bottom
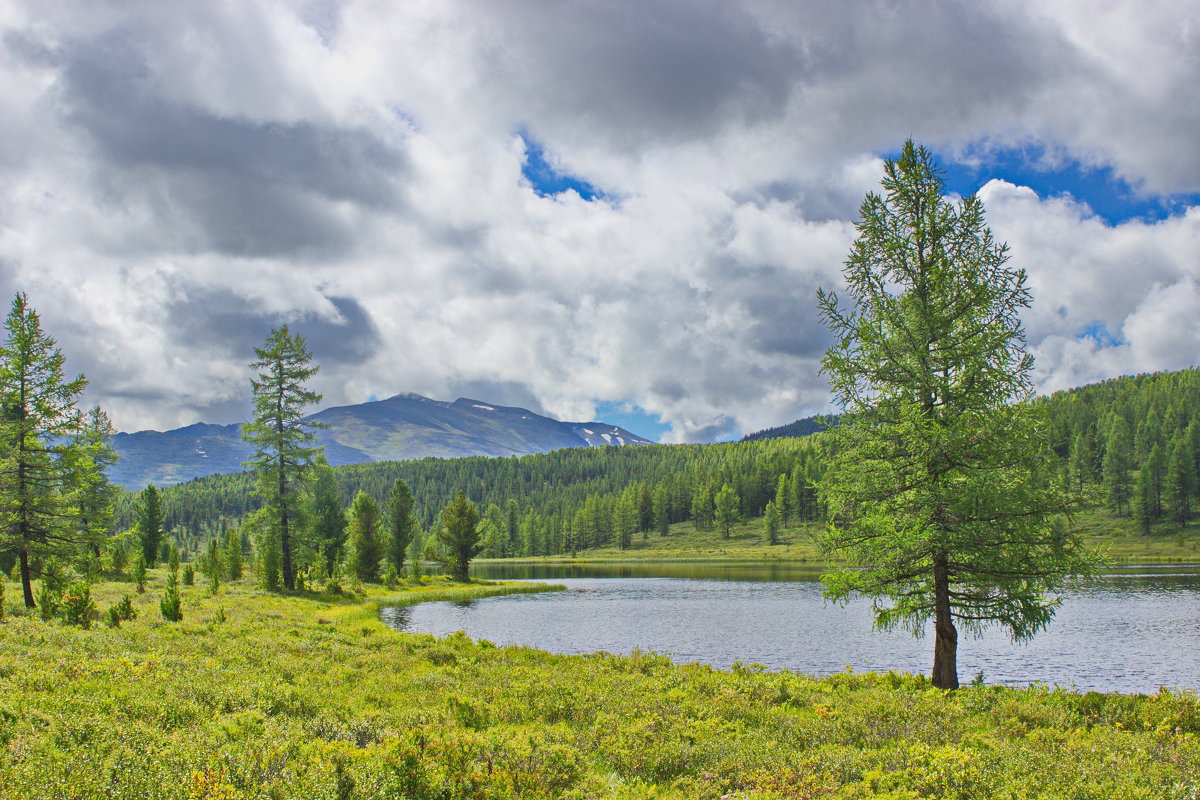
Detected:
left=500, top=517, right=832, bottom=564
left=1, top=570, right=1197, bottom=799
left=507, top=508, right=1200, bottom=565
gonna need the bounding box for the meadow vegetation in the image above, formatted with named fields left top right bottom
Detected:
left=1, top=571, right=1197, bottom=799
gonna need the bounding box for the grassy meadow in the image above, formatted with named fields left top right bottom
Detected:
left=2, top=570, right=1198, bottom=799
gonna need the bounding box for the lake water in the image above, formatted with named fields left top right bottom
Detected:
left=381, top=562, right=1200, bottom=694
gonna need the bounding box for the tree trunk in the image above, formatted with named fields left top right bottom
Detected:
left=931, top=551, right=958, bottom=689
left=19, top=548, right=35, bottom=608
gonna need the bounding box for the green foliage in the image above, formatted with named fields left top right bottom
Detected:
left=66, top=406, right=120, bottom=558
left=242, top=325, right=323, bottom=591
left=225, top=528, right=243, bottom=580
left=134, top=484, right=165, bottom=567
left=384, top=478, right=416, bottom=575
left=106, top=536, right=128, bottom=576
left=0, top=292, right=90, bottom=608
left=713, top=483, right=740, bottom=539
left=132, top=553, right=146, bottom=593
left=59, top=581, right=95, bottom=628
left=160, top=567, right=182, bottom=622
left=817, top=141, right=1091, bottom=689
left=104, top=593, right=136, bottom=628
left=346, top=490, right=383, bottom=583
left=253, top=508, right=282, bottom=592
left=0, top=577, right=1196, bottom=798
left=182, top=563, right=194, bottom=586
left=763, top=500, right=781, bottom=545
left=307, top=454, right=345, bottom=574
left=432, top=491, right=489, bottom=581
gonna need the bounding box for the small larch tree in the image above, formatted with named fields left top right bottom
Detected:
left=713, top=483, right=740, bottom=539
left=431, top=491, right=490, bottom=581
left=242, top=326, right=323, bottom=591
left=816, top=141, right=1094, bottom=690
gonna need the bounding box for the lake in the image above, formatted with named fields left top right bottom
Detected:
left=381, top=561, right=1200, bottom=694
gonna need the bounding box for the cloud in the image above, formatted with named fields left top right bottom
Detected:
left=0, top=0, right=1197, bottom=441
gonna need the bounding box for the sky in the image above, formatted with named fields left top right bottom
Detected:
left=1, top=0, right=1198, bottom=442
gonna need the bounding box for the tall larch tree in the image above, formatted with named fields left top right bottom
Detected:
left=816, top=141, right=1093, bottom=690
left=0, top=293, right=89, bottom=607
left=242, top=325, right=323, bottom=591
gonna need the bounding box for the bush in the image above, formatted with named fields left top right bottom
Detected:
left=104, top=594, right=137, bottom=628
left=60, top=582, right=96, bottom=628
left=183, top=564, right=195, bottom=585
left=36, top=583, right=59, bottom=621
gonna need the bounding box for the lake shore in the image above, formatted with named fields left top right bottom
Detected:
left=477, top=505, right=1200, bottom=566
left=2, top=572, right=1197, bottom=798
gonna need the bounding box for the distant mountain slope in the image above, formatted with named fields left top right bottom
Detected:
left=110, top=393, right=653, bottom=489
left=739, top=414, right=841, bottom=442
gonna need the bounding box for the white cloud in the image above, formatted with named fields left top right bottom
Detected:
left=0, top=0, right=1197, bottom=439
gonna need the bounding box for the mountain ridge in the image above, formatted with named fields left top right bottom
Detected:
left=110, top=393, right=654, bottom=489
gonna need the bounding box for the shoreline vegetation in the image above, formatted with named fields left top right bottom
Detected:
left=2, top=573, right=1198, bottom=799
left=475, top=506, right=1200, bottom=566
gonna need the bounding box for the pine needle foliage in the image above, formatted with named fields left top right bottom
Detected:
left=0, top=293, right=88, bottom=608
left=817, top=141, right=1095, bottom=689
left=242, top=326, right=323, bottom=591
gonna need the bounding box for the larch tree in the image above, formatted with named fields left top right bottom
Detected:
left=69, top=406, right=120, bottom=557
left=430, top=491, right=490, bottom=581
left=0, top=293, right=88, bottom=607
left=713, top=483, right=740, bottom=539
left=816, top=141, right=1093, bottom=690
left=135, top=484, right=165, bottom=567
left=242, top=325, right=323, bottom=591
left=384, top=477, right=416, bottom=576
left=307, top=454, right=346, bottom=576
left=1102, top=416, right=1133, bottom=516
left=346, top=490, right=382, bottom=583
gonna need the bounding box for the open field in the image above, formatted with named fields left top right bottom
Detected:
left=2, top=571, right=1198, bottom=799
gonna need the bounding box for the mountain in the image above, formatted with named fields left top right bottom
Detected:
left=110, top=393, right=654, bottom=489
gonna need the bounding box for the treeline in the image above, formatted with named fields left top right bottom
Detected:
left=1042, top=367, right=1200, bottom=528
left=117, top=366, right=1200, bottom=564
left=122, top=436, right=826, bottom=560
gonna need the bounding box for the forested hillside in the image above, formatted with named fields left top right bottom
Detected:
left=118, top=436, right=824, bottom=561
left=118, top=367, right=1200, bottom=564
left=1043, top=367, right=1200, bottom=529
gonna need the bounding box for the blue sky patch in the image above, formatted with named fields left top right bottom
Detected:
left=914, top=142, right=1200, bottom=226
left=594, top=400, right=670, bottom=442
left=1077, top=321, right=1126, bottom=348
left=519, top=128, right=604, bottom=201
